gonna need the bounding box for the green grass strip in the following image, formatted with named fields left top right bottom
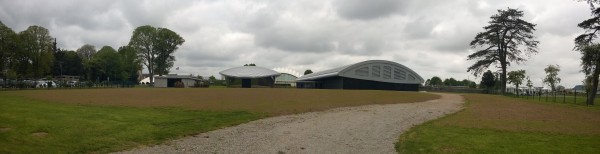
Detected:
left=0, top=94, right=263, bottom=153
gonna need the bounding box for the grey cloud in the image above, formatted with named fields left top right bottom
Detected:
left=334, top=0, right=407, bottom=20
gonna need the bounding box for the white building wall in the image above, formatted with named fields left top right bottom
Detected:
left=154, top=78, right=168, bottom=88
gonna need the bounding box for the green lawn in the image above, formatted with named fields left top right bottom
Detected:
left=0, top=94, right=263, bottom=153
left=396, top=94, right=600, bottom=153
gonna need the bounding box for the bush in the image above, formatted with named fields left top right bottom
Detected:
left=174, top=81, right=185, bottom=88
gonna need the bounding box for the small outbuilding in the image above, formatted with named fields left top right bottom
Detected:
left=219, top=66, right=281, bottom=88
left=296, top=60, right=424, bottom=91
left=154, top=75, right=201, bottom=88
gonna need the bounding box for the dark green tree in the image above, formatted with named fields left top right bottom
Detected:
left=304, top=69, right=313, bottom=75
left=90, top=46, right=122, bottom=82
left=53, top=50, right=83, bottom=76
left=0, top=21, right=18, bottom=79
left=543, top=64, right=561, bottom=91
left=128, top=25, right=184, bottom=83
left=118, top=46, right=141, bottom=82
left=480, top=70, right=496, bottom=89
left=19, top=25, right=55, bottom=79
left=575, top=0, right=600, bottom=49
left=507, top=70, right=526, bottom=96
left=429, top=76, right=443, bottom=86
left=467, top=8, right=539, bottom=94
left=581, top=44, right=600, bottom=105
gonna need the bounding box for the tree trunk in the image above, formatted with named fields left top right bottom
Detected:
left=501, top=62, right=507, bottom=94
left=588, top=66, right=600, bottom=106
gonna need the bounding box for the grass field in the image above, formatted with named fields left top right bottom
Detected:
left=0, top=88, right=437, bottom=153
left=396, top=94, right=600, bottom=153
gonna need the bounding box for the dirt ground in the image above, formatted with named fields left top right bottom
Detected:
left=7, top=88, right=439, bottom=115
left=435, top=94, right=600, bottom=135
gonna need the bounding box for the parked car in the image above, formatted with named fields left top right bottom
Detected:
left=67, top=81, right=78, bottom=87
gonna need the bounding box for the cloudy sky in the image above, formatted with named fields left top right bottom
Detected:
left=0, top=0, right=591, bottom=87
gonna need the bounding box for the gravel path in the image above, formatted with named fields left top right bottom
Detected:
left=117, top=93, right=463, bottom=154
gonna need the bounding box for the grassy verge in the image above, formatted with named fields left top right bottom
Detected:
left=0, top=94, right=263, bottom=153
left=396, top=94, right=600, bottom=153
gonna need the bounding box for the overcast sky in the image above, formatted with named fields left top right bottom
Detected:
left=0, top=0, right=591, bottom=88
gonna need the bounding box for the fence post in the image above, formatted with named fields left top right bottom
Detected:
left=574, top=89, right=577, bottom=104
left=563, top=90, right=566, bottom=103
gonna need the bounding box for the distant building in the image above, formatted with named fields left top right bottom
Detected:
left=154, top=75, right=201, bottom=88
left=273, top=68, right=301, bottom=87
left=219, top=66, right=281, bottom=88
left=296, top=60, right=424, bottom=91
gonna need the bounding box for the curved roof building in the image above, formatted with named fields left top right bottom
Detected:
left=273, top=68, right=301, bottom=87
left=219, top=66, right=281, bottom=88
left=297, top=60, right=424, bottom=91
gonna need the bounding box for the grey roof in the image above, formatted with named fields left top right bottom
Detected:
left=296, top=64, right=352, bottom=81
left=297, top=60, right=424, bottom=84
left=219, top=66, right=281, bottom=78
left=155, top=75, right=199, bottom=80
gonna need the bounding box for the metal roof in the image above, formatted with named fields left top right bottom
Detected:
left=297, top=60, right=424, bottom=84
left=219, top=66, right=281, bottom=78
left=296, top=64, right=352, bottom=81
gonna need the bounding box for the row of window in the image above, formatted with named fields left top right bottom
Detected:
left=354, top=65, right=416, bottom=81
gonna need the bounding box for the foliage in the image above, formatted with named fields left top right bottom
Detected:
left=429, top=76, right=443, bottom=86
left=467, top=8, right=538, bottom=93
left=543, top=64, right=561, bottom=91
left=575, top=0, right=600, bottom=49
left=19, top=25, right=55, bottom=79
left=52, top=50, right=84, bottom=76
left=480, top=70, right=496, bottom=89
left=243, top=63, right=256, bottom=66
left=128, top=25, right=184, bottom=84
left=118, top=46, right=142, bottom=82
left=580, top=44, right=600, bottom=105
left=507, top=70, right=526, bottom=90
left=0, top=21, right=18, bottom=79
left=526, top=76, right=533, bottom=89
left=76, top=44, right=96, bottom=61
left=304, top=69, right=313, bottom=75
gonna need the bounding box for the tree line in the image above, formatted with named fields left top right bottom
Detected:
left=466, top=1, right=599, bottom=105
left=0, top=21, right=184, bottom=86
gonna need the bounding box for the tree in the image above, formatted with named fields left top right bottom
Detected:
left=480, top=70, right=496, bottom=89
left=526, top=76, right=533, bottom=89
left=76, top=44, right=96, bottom=61
left=443, top=78, right=458, bottom=86
left=118, top=46, right=141, bottom=82
left=19, top=25, right=55, bottom=79
left=304, top=69, right=313, bottom=75
left=580, top=44, right=600, bottom=105
left=429, top=76, right=443, bottom=86
left=128, top=25, right=184, bottom=84
left=467, top=8, right=539, bottom=94
left=507, top=70, right=526, bottom=96
left=575, top=0, right=600, bottom=49
left=52, top=49, right=83, bottom=76
left=90, top=46, right=121, bottom=82
left=0, top=21, right=18, bottom=79
left=543, top=64, right=561, bottom=91
left=244, top=63, right=256, bottom=66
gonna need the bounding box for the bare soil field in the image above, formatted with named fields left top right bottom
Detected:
left=6, top=88, right=439, bottom=115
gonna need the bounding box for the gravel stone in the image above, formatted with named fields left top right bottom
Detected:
left=116, top=93, right=463, bottom=154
